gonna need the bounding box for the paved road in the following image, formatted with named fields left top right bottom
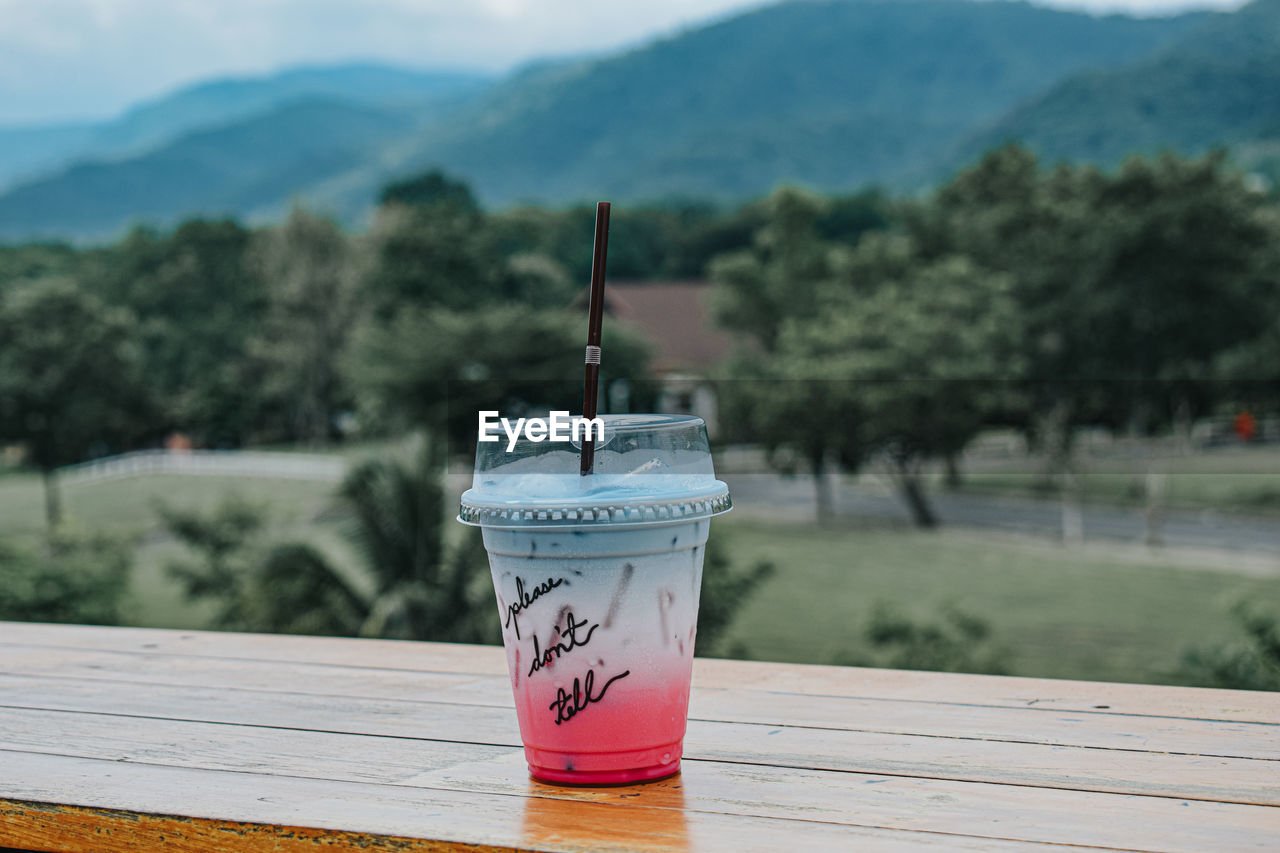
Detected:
left=722, top=473, right=1280, bottom=557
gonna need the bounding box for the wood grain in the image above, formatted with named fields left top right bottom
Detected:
left=0, top=754, right=1056, bottom=853
left=1, top=708, right=1279, bottom=850
left=1, top=690, right=1277, bottom=806
left=2, top=622, right=1279, bottom=852
left=4, top=622, right=1276, bottom=722
left=3, top=663, right=1276, bottom=763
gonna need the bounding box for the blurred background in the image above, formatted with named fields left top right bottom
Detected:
left=1, top=0, right=1278, bottom=690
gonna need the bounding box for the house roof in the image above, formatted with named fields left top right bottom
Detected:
left=580, top=280, right=733, bottom=375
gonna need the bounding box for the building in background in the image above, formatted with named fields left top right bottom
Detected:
left=576, top=281, right=732, bottom=435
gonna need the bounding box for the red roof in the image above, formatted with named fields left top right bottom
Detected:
left=588, top=280, right=733, bottom=375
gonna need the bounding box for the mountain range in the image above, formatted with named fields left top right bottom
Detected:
left=0, top=0, right=1274, bottom=243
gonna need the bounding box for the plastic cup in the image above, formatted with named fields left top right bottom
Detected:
left=459, top=414, right=731, bottom=785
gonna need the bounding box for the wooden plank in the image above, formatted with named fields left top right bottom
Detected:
left=0, top=753, right=1056, bottom=852
left=2, top=736, right=1277, bottom=852
left=2, top=702, right=1278, bottom=810
left=4, top=621, right=1277, bottom=724
left=3, top=662, right=1277, bottom=763
left=1, top=692, right=1277, bottom=808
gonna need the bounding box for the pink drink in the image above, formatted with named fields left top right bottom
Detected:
left=460, top=414, right=731, bottom=785
left=482, top=521, right=708, bottom=783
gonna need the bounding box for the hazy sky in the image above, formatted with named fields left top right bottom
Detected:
left=0, top=0, right=1249, bottom=125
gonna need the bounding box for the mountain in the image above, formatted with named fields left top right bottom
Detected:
left=385, top=0, right=1205, bottom=206
left=0, top=0, right=1211, bottom=240
left=0, top=64, right=490, bottom=193
left=0, top=101, right=418, bottom=240
left=965, top=0, right=1280, bottom=168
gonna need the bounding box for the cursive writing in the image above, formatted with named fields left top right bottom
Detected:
left=549, top=668, right=630, bottom=725
left=504, top=575, right=564, bottom=639
left=529, top=611, right=598, bottom=677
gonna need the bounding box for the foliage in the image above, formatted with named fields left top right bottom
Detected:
left=345, top=306, right=650, bottom=455
left=710, top=187, right=835, bottom=352
left=0, top=530, right=132, bottom=624
left=786, top=237, right=1021, bottom=525
left=162, top=439, right=496, bottom=642
left=695, top=536, right=775, bottom=656
left=1178, top=603, right=1280, bottom=691
left=918, top=145, right=1280, bottom=444
left=0, top=278, right=152, bottom=524
left=364, top=196, right=497, bottom=314
left=838, top=603, right=1010, bottom=675
left=247, top=206, right=369, bottom=444
left=90, top=219, right=268, bottom=446
left=380, top=169, right=482, bottom=211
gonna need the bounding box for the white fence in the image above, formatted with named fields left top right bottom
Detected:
left=58, top=449, right=347, bottom=484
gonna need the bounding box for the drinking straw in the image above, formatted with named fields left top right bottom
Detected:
left=580, top=201, right=611, bottom=476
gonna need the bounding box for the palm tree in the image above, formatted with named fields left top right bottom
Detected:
left=165, top=437, right=495, bottom=643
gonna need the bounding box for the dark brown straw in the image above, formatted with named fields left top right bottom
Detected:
left=580, top=201, right=611, bottom=475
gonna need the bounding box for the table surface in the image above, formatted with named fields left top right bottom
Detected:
left=0, top=622, right=1277, bottom=852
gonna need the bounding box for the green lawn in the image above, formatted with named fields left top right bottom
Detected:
left=1, top=473, right=343, bottom=628
left=4, top=467, right=1277, bottom=687
left=712, top=516, right=1279, bottom=685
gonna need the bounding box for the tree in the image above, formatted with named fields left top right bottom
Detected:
left=380, top=170, right=480, bottom=211
left=344, top=306, right=651, bottom=456
left=710, top=187, right=835, bottom=352
left=917, top=146, right=1279, bottom=444
left=0, top=279, right=151, bottom=526
left=89, top=220, right=267, bottom=446
left=711, top=187, right=857, bottom=520
left=247, top=206, right=369, bottom=445
left=164, top=438, right=496, bottom=642
left=786, top=236, right=1020, bottom=526
left=366, top=175, right=499, bottom=314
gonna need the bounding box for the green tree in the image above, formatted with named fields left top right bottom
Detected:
left=786, top=236, right=1020, bottom=526
left=711, top=187, right=861, bottom=520
left=163, top=439, right=495, bottom=642
left=366, top=176, right=499, bottom=313
left=90, top=220, right=267, bottom=446
left=0, top=530, right=132, bottom=624
left=345, top=306, right=650, bottom=455
left=1178, top=603, right=1280, bottom=691
left=380, top=170, right=480, bottom=211
left=917, top=146, right=1279, bottom=445
left=710, top=187, right=835, bottom=353
left=838, top=603, right=1010, bottom=675
left=247, top=206, right=369, bottom=445
left=0, top=279, right=151, bottom=526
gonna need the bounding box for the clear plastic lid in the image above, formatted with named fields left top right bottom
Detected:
left=458, top=413, right=731, bottom=528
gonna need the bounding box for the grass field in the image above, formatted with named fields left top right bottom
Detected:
left=712, top=516, right=1280, bottom=685
left=3, top=467, right=1277, bottom=687
left=0, top=473, right=343, bottom=628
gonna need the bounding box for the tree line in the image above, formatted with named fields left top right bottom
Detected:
left=1, top=146, right=1277, bottom=529
left=713, top=146, right=1280, bottom=522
